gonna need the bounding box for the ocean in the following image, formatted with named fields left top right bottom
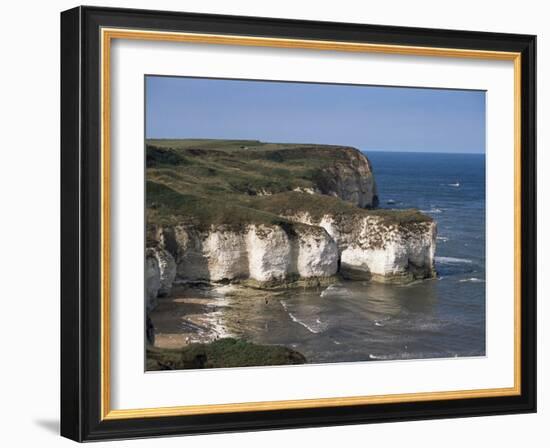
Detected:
left=226, top=151, right=486, bottom=363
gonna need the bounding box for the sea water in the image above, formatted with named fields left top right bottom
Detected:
left=232, top=151, right=486, bottom=363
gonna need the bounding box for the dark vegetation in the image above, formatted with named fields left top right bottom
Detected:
left=146, top=338, right=307, bottom=370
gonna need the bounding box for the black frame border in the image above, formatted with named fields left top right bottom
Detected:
left=61, top=6, right=536, bottom=442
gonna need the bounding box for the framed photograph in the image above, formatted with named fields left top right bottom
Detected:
left=60, top=6, right=536, bottom=441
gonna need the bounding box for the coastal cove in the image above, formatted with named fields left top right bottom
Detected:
left=146, top=144, right=485, bottom=369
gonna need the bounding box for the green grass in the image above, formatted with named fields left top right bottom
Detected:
left=146, top=139, right=363, bottom=197
left=146, top=181, right=312, bottom=233
left=145, top=138, right=432, bottom=230
left=147, top=338, right=307, bottom=370
left=245, top=192, right=431, bottom=225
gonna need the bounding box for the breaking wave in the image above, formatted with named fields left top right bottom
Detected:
left=420, top=208, right=443, bottom=214
left=459, top=277, right=485, bottom=283
left=320, top=284, right=352, bottom=298
left=436, top=256, right=473, bottom=264
left=280, top=300, right=327, bottom=334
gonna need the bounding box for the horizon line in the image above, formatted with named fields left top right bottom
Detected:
left=145, top=137, right=485, bottom=155
left=364, top=148, right=485, bottom=155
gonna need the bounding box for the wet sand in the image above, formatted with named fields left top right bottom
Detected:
left=149, top=284, right=283, bottom=349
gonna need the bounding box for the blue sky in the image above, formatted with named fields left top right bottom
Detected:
left=145, top=76, right=486, bottom=154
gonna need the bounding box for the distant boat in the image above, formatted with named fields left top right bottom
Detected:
left=387, top=199, right=396, bottom=205
left=448, top=182, right=460, bottom=187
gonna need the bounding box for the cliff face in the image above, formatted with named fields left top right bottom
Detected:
left=285, top=213, right=436, bottom=282
left=146, top=139, right=379, bottom=209
left=145, top=247, right=176, bottom=310
left=147, top=213, right=435, bottom=294
left=145, top=249, right=160, bottom=311
left=144, top=139, right=436, bottom=304
left=312, top=147, right=379, bottom=208
left=152, top=223, right=339, bottom=286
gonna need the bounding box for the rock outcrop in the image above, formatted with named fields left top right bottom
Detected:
left=284, top=212, right=436, bottom=283
left=146, top=213, right=435, bottom=298
left=156, top=223, right=339, bottom=286
left=145, top=249, right=161, bottom=311
left=312, top=147, right=379, bottom=208
left=152, top=247, right=177, bottom=296
left=145, top=246, right=177, bottom=310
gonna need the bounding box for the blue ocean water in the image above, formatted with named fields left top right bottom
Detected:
left=362, top=151, right=486, bottom=359
left=234, top=151, right=486, bottom=363
left=370, top=150, right=486, bottom=278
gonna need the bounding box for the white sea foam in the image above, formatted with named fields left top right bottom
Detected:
left=373, top=316, right=392, bottom=327
left=280, top=300, right=327, bottom=334
left=196, top=287, right=233, bottom=339
left=459, top=277, right=485, bottom=283
left=369, top=352, right=444, bottom=361
left=369, top=354, right=394, bottom=360
left=287, top=312, right=325, bottom=333
left=211, top=284, right=238, bottom=294
left=436, top=256, right=473, bottom=264
left=436, top=236, right=449, bottom=242
left=420, top=208, right=443, bottom=214
left=320, top=284, right=351, bottom=298
left=417, top=321, right=444, bottom=331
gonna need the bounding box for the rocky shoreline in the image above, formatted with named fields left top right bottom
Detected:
left=145, top=212, right=436, bottom=312
left=145, top=139, right=437, bottom=367
left=147, top=284, right=308, bottom=370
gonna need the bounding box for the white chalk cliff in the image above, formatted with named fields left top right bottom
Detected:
left=146, top=216, right=435, bottom=299
left=145, top=143, right=436, bottom=305
left=145, top=247, right=177, bottom=310
left=284, top=213, right=436, bottom=282
left=156, top=223, right=339, bottom=284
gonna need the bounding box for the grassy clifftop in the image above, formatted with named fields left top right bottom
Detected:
left=146, top=138, right=430, bottom=230
left=146, top=138, right=372, bottom=197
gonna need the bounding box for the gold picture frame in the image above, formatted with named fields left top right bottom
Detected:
left=61, top=6, right=536, bottom=441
